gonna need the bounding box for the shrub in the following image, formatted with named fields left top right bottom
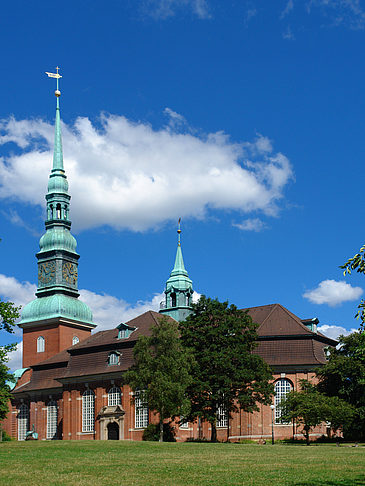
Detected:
left=142, top=423, right=176, bottom=442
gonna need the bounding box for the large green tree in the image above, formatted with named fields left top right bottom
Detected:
left=0, top=299, right=20, bottom=422
left=124, top=316, right=193, bottom=442
left=280, top=380, right=355, bottom=445
left=179, top=296, right=273, bottom=442
left=316, top=332, right=365, bottom=441
left=341, top=243, right=365, bottom=329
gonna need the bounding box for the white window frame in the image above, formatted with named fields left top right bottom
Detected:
left=216, top=404, right=228, bottom=428
left=82, top=389, right=95, bottom=433
left=274, top=378, right=292, bottom=424
left=18, top=403, right=29, bottom=441
left=135, top=390, right=148, bottom=429
left=47, top=400, right=58, bottom=439
left=108, top=352, right=120, bottom=366
left=72, top=336, right=79, bottom=346
left=179, top=417, right=189, bottom=429
left=37, top=336, right=45, bottom=353
left=108, top=386, right=122, bottom=407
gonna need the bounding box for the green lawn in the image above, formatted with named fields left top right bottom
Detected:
left=0, top=441, right=364, bottom=486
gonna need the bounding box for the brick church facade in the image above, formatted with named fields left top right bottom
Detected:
left=1, top=76, right=337, bottom=442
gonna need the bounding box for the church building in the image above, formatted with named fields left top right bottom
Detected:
left=1, top=75, right=337, bottom=442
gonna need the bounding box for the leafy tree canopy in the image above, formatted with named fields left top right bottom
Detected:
left=316, top=332, right=365, bottom=441
left=341, top=243, right=365, bottom=329
left=124, top=316, right=193, bottom=441
left=179, top=296, right=273, bottom=442
left=280, top=380, right=355, bottom=445
left=0, top=299, right=20, bottom=422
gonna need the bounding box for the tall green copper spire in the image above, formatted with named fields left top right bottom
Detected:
left=19, top=69, right=94, bottom=328
left=159, top=219, right=193, bottom=322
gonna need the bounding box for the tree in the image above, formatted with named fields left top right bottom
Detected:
left=316, top=332, right=365, bottom=441
left=124, top=316, right=193, bottom=442
left=340, top=243, right=365, bottom=329
left=0, top=299, right=20, bottom=423
left=280, top=380, right=355, bottom=445
left=179, top=296, right=274, bottom=442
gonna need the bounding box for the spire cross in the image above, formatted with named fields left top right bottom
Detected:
left=177, top=218, right=181, bottom=246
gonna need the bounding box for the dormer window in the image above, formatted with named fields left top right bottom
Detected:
left=117, top=323, right=136, bottom=340
left=37, top=336, right=45, bottom=353
left=108, top=352, right=120, bottom=366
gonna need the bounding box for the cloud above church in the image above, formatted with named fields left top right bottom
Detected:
left=0, top=112, right=293, bottom=232
left=303, top=279, right=363, bottom=307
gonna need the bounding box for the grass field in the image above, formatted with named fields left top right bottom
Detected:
left=0, top=441, right=364, bottom=486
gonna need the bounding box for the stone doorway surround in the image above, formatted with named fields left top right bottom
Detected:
left=98, top=404, right=125, bottom=440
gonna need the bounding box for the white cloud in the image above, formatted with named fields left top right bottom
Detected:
left=317, top=324, right=358, bottom=341
left=141, top=0, right=211, bottom=19
left=308, top=0, right=365, bottom=29
left=6, top=341, right=23, bottom=371
left=303, top=279, right=363, bottom=307
left=0, top=114, right=293, bottom=232
left=0, top=274, right=36, bottom=330
left=233, top=218, right=267, bottom=232
left=79, top=289, right=163, bottom=331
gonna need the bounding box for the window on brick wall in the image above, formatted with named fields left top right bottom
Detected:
left=72, top=336, right=79, bottom=346
left=82, top=389, right=95, bottom=433
left=47, top=401, right=58, bottom=439
left=274, top=379, right=292, bottom=424
left=17, top=403, right=29, bottom=441
left=108, top=386, right=121, bottom=407
left=216, top=404, right=228, bottom=428
left=135, top=390, right=148, bottom=429
left=37, top=336, right=45, bottom=353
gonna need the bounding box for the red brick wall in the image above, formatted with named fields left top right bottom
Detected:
left=22, top=323, right=91, bottom=368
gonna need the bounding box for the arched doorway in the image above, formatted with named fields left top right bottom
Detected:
left=107, top=421, right=119, bottom=440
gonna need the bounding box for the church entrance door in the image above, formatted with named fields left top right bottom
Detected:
left=107, top=422, right=119, bottom=440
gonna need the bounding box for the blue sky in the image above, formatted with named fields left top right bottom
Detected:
left=1, top=0, right=365, bottom=369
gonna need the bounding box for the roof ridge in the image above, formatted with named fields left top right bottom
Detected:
left=276, top=304, right=313, bottom=334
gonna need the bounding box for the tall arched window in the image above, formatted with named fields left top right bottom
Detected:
left=216, top=404, right=228, bottom=428
left=47, top=401, right=58, bottom=439
left=274, top=379, right=292, bottom=424
left=72, top=336, right=79, bottom=346
left=18, top=403, right=29, bottom=441
left=82, top=390, right=95, bottom=433
left=108, top=386, right=122, bottom=407
left=56, top=203, right=62, bottom=219
left=135, top=390, right=148, bottom=429
left=171, top=293, right=177, bottom=307
left=37, top=336, right=45, bottom=353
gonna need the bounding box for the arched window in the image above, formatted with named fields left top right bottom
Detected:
left=186, top=293, right=190, bottom=306
left=135, top=390, right=148, bottom=429
left=171, top=293, right=177, bottom=307
left=18, top=403, right=29, bottom=441
left=108, top=386, right=122, bottom=407
left=56, top=203, right=61, bottom=219
left=108, top=352, right=120, bottom=366
left=37, top=336, right=45, bottom=353
left=47, top=401, right=58, bottom=439
left=217, top=404, right=228, bottom=428
left=72, top=336, right=79, bottom=346
left=274, top=379, right=293, bottom=424
left=82, top=390, right=95, bottom=433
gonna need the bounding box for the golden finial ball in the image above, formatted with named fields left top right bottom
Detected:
left=55, top=90, right=61, bottom=97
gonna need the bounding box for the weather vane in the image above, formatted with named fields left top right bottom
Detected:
left=45, top=66, right=62, bottom=98
left=178, top=217, right=181, bottom=246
